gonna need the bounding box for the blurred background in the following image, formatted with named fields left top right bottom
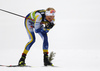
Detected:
left=0, top=0, right=100, bottom=71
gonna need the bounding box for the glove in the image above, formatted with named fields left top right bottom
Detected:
left=45, top=22, right=54, bottom=29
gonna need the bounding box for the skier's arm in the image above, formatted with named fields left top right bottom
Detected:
left=35, top=13, right=49, bottom=33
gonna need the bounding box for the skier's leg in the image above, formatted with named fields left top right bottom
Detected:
left=38, top=32, right=48, bottom=53
left=23, top=14, right=35, bottom=55
left=18, top=14, right=35, bottom=66
left=23, top=31, right=35, bottom=55
left=38, top=32, right=53, bottom=66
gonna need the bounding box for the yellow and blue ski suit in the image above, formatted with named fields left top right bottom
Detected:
left=23, top=9, right=55, bottom=54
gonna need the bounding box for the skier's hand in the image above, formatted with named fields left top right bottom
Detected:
left=45, top=22, right=54, bottom=29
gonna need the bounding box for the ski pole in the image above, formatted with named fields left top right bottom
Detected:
left=0, top=9, right=35, bottom=21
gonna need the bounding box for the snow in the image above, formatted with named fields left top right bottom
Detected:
left=0, top=49, right=100, bottom=71
left=0, top=0, right=100, bottom=71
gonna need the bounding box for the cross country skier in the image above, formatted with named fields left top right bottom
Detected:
left=18, top=8, right=56, bottom=66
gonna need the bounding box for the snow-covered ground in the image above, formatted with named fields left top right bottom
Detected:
left=0, top=48, right=100, bottom=71
left=0, top=0, right=100, bottom=71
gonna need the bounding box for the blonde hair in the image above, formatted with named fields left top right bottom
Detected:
left=46, top=7, right=55, bottom=11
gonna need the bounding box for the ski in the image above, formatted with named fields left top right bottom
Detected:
left=0, top=65, right=58, bottom=67
left=43, top=65, right=58, bottom=67
left=0, top=65, right=32, bottom=67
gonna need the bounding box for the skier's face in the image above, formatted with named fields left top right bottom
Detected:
left=46, top=16, right=54, bottom=22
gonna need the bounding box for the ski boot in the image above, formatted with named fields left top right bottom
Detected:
left=43, top=52, right=53, bottom=66
left=18, top=53, right=26, bottom=66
